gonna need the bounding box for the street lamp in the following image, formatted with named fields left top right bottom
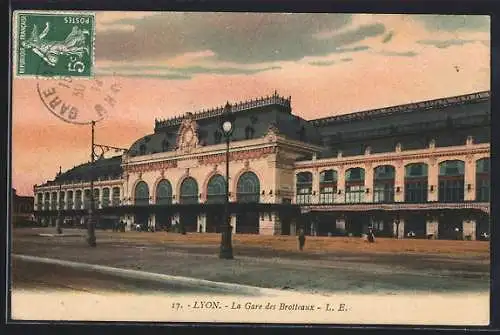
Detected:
left=219, top=102, right=234, bottom=259
left=56, top=181, right=62, bottom=234
left=87, top=121, right=97, bottom=247
left=87, top=120, right=129, bottom=247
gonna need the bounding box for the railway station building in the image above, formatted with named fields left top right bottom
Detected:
left=33, top=90, right=490, bottom=240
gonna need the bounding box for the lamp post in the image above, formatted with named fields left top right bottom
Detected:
left=87, top=121, right=97, bottom=247
left=87, top=120, right=129, bottom=247
left=219, top=102, right=234, bottom=259
left=56, top=181, right=62, bottom=234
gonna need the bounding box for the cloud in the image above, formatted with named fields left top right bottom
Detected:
left=95, top=64, right=282, bottom=79
left=414, top=15, right=490, bottom=32
left=95, top=13, right=383, bottom=64
left=377, top=51, right=418, bottom=57
left=308, top=60, right=335, bottom=66
left=416, top=39, right=476, bottom=49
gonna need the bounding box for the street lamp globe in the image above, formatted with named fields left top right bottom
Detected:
left=222, top=120, right=233, bottom=135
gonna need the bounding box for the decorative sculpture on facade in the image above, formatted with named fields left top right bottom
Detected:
left=176, top=117, right=199, bottom=153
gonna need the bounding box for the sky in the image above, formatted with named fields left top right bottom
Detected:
left=12, top=12, right=490, bottom=196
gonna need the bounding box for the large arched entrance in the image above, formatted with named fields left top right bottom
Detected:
left=236, top=171, right=260, bottom=234
left=179, top=177, right=199, bottom=232
left=155, top=179, right=173, bottom=231
left=206, top=174, right=226, bottom=233
left=134, top=181, right=150, bottom=229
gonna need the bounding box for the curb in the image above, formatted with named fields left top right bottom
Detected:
left=12, top=254, right=287, bottom=296
left=38, top=234, right=84, bottom=237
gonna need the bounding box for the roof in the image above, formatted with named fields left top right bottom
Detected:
left=128, top=92, right=322, bottom=157
left=310, top=91, right=490, bottom=127
left=41, top=156, right=123, bottom=186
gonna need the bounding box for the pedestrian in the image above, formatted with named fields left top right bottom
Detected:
left=367, top=227, right=375, bottom=243
left=298, top=228, right=306, bottom=251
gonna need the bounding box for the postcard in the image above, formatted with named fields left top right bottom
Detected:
left=10, top=10, right=490, bottom=326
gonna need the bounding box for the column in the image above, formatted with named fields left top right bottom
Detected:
left=393, top=219, right=405, bottom=239
left=336, top=218, right=346, bottom=233
left=149, top=214, right=156, bottom=231
left=63, top=190, right=68, bottom=210
left=394, top=164, right=405, bottom=202
left=197, top=213, right=206, bottom=233
left=126, top=215, right=135, bottom=231
left=364, top=165, right=373, bottom=203
left=335, top=168, right=345, bottom=203
left=464, top=158, right=476, bottom=201
left=463, top=219, right=476, bottom=240
left=99, top=188, right=104, bottom=209
left=312, top=169, right=320, bottom=204
left=230, top=214, right=237, bottom=235
left=428, top=161, right=439, bottom=202
left=426, top=219, right=439, bottom=239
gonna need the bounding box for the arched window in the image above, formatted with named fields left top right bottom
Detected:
left=36, top=193, right=43, bottom=210
left=404, top=163, right=428, bottom=202
left=373, top=165, right=395, bottom=203
left=237, top=172, right=260, bottom=203
left=83, top=189, right=91, bottom=209
left=51, top=191, right=57, bottom=210
left=345, top=168, right=365, bottom=203
left=476, top=158, right=490, bottom=202
left=66, top=190, right=73, bottom=209
left=102, top=188, right=110, bottom=207
left=58, top=191, right=65, bottom=209
left=206, top=174, right=227, bottom=204
left=319, top=169, right=337, bottom=204
left=75, top=190, right=82, bottom=209
left=112, top=187, right=120, bottom=206
left=156, top=179, right=173, bottom=205
left=296, top=172, right=313, bottom=204
left=180, top=177, right=199, bottom=204
left=438, top=160, right=465, bottom=202
left=44, top=192, right=50, bottom=210
left=93, top=189, right=100, bottom=208
left=134, top=181, right=150, bottom=206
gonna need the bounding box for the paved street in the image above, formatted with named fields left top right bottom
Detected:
left=11, top=228, right=489, bottom=294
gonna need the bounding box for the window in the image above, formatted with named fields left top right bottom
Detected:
left=156, top=180, right=173, bottom=205
left=373, top=165, right=395, bottom=203
left=296, top=172, right=313, bottom=204
left=438, top=160, right=465, bottom=202
left=207, top=174, right=226, bottom=204
left=319, top=169, right=337, bottom=204
left=404, top=163, right=428, bottom=203
left=237, top=172, right=260, bottom=203
left=345, top=168, right=365, bottom=203
left=476, top=158, right=490, bottom=202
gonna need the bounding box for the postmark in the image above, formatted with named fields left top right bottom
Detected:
left=14, top=10, right=95, bottom=78
left=36, top=58, right=121, bottom=125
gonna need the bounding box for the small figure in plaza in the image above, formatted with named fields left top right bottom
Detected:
left=298, top=228, right=306, bottom=251
left=367, top=227, right=375, bottom=243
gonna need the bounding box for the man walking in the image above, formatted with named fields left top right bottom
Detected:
left=298, top=228, right=306, bottom=251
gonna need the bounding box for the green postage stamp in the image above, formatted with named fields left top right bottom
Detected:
left=13, top=11, right=96, bottom=78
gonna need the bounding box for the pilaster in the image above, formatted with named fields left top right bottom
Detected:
left=463, top=219, right=476, bottom=240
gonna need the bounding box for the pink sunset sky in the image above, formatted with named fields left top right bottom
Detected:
left=12, top=12, right=490, bottom=196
